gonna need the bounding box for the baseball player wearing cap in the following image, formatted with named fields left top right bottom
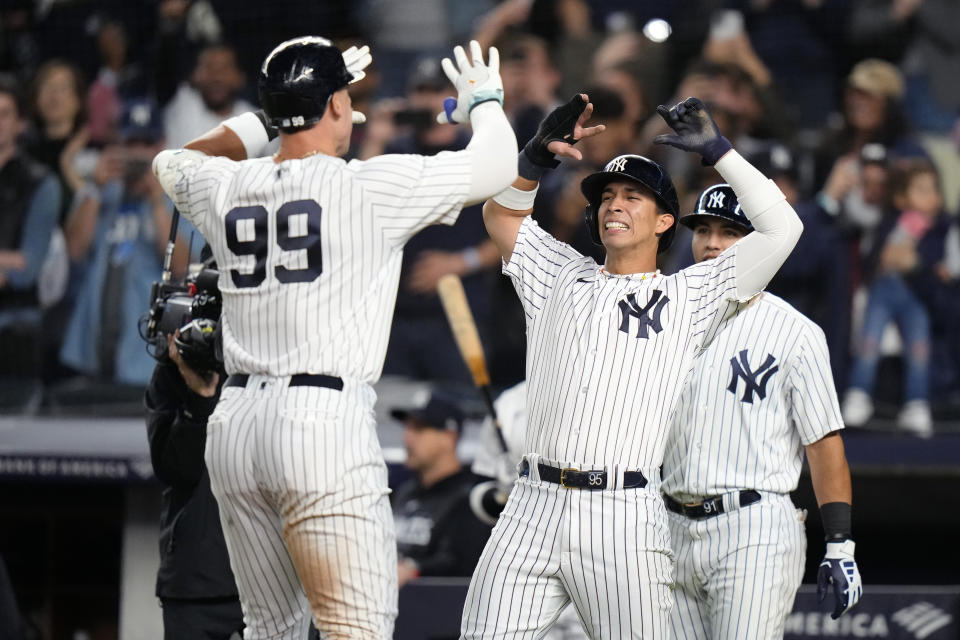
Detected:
left=152, top=36, right=517, bottom=639
left=662, top=185, right=863, bottom=639
left=457, top=94, right=803, bottom=638
left=390, top=394, right=493, bottom=586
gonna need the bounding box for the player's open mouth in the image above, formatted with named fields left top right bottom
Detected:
left=604, top=221, right=629, bottom=231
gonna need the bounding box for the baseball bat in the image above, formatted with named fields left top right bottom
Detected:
left=437, top=273, right=509, bottom=453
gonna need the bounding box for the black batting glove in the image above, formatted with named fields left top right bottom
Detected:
left=523, top=94, right=588, bottom=169
left=653, top=97, right=732, bottom=166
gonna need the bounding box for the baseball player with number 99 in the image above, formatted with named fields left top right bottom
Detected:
left=152, top=36, right=517, bottom=639
left=456, top=93, right=803, bottom=638
left=662, top=185, right=862, bottom=639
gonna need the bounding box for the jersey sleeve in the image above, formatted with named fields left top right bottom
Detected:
left=684, top=245, right=742, bottom=350
left=347, top=150, right=473, bottom=246
left=152, top=149, right=229, bottom=228
left=788, top=324, right=844, bottom=445
left=503, top=216, right=583, bottom=321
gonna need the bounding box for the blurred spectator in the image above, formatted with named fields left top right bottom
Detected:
left=361, top=0, right=489, bottom=98
left=372, top=58, right=501, bottom=384
left=926, top=219, right=960, bottom=405
left=733, top=0, right=850, bottom=131
left=497, top=34, right=562, bottom=147
left=763, top=144, right=853, bottom=389
left=849, top=0, right=960, bottom=135
left=390, top=393, right=492, bottom=587
left=811, top=58, right=926, bottom=193
left=162, top=43, right=253, bottom=149
left=23, top=59, right=86, bottom=224
left=60, top=99, right=196, bottom=387
left=0, top=75, right=61, bottom=387
left=85, top=18, right=146, bottom=147
left=842, top=159, right=949, bottom=436
left=151, top=0, right=223, bottom=107
left=0, top=0, right=41, bottom=85
left=145, top=336, right=243, bottom=639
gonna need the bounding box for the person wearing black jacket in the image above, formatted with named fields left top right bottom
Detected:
left=390, top=393, right=493, bottom=587
left=144, top=334, right=242, bottom=639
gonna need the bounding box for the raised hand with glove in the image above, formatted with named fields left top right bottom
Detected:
left=653, top=96, right=732, bottom=166
left=437, top=40, right=504, bottom=125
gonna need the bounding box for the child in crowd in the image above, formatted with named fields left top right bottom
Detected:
left=842, top=159, right=950, bottom=436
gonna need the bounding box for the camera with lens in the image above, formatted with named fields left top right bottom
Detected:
left=142, top=265, right=222, bottom=377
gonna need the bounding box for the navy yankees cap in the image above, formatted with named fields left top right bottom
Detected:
left=391, top=394, right=465, bottom=434
left=680, top=183, right=754, bottom=233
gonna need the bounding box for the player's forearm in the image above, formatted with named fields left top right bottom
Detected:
left=182, top=111, right=276, bottom=160
left=806, top=432, right=852, bottom=506
left=716, top=150, right=803, bottom=300
left=483, top=175, right=537, bottom=262
left=464, top=102, right=519, bottom=204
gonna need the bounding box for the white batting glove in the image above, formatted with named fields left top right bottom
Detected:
left=342, top=44, right=372, bottom=84
left=817, top=539, right=863, bottom=619
left=437, top=40, right=503, bottom=124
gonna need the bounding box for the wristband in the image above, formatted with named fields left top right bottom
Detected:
left=518, top=151, right=549, bottom=181
left=252, top=110, right=279, bottom=141
left=461, top=247, right=482, bottom=272
left=492, top=184, right=538, bottom=211
left=223, top=112, right=271, bottom=158
left=700, top=135, right=733, bottom=166
left=820, top=501, right=852, bottom=542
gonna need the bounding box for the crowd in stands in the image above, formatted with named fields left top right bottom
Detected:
left=2, top=0, right=960, bottom=436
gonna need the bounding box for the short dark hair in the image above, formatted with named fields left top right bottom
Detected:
left=0, top=74, right=22, bottom=115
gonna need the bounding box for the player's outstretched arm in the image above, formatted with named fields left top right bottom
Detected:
left=655, top=97, right=802, bottom=300
left=436, top=41, right=518, bottom=204
left=483, top=94, right=605, bottom=262
left=806, top=432, right=862, bottom=619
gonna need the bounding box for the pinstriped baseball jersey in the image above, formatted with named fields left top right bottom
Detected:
left=504, top=216, right=742, bottom=473
left=155, top=149, right=472, bottom=378
left=662, top=292, right=843, bottom=503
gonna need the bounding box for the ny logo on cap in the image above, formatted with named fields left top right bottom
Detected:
left=607, top=156, right=628, bottom=173
left=707, top=190, right=726, bottom=209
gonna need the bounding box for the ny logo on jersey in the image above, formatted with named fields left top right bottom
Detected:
left=727, top=349, right=779, bottom=403
left=618, top=290, right=669, bottom=339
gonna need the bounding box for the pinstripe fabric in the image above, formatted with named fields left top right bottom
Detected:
left=460, top=469, right=674, bottom=640
left=155, top=147, right=473, bottom=639
left=504, top=217, right=741, bottom=472
left=462, top=216, right=748, bottom=638
left=668, top=494, right=806, bottom=640
left=662, top=294, right=841, bottom=639
left=207, top=379, right=397, bottom=639
left=157, top=149, right=472, bottom=379
left=662, top=294, right=843, bottom=502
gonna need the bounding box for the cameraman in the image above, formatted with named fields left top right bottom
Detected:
left=145, top=328, right=242, bottom=639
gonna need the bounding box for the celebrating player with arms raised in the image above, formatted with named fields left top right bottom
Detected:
left=153, top=37, right=517, bottom=639
left=459, top=95, right=803, bottom=638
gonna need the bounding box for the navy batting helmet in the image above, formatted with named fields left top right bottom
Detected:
left=680, top=184, right=753, bottom=233
left=580, top=154, right=680, bottom=253
left=258, top=36, right=356, bottom=131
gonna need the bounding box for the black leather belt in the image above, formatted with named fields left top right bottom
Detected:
left=519, top=460, right=647, bottom=490
left=663, top=490, right=761, bottom=519
left=225, top=373, right=343, bottom=391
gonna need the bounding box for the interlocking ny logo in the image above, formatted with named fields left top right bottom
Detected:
left=727, top=349, right=779, bottom=403
left=618, top=290, right=669, bottom=339
left=707, top=190, right=726, bottom=209
left=607, top=156, right=628, bottom=172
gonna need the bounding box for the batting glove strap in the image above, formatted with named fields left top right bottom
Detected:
left=817, top=539, right=863, bottom=620
left=523, top=94, right=589, bottom=170
left=653, top=97, right=732, bottom=166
